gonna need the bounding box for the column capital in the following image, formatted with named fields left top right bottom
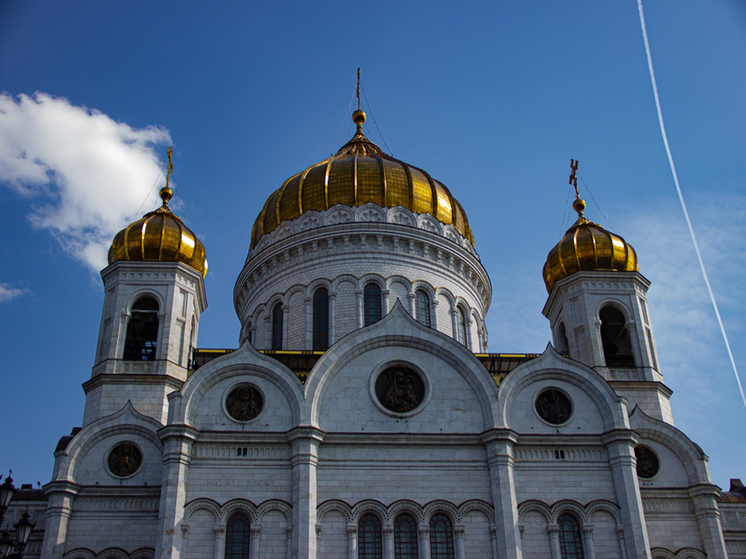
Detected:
left=418, top=525, right=430, bottom=537
left=582, top=525, right=594, bottom=536
left=315, top=524, right=323, bottom=539
left=454, top=524, right=465, bottom=538
left=547, top=523, right=560, bottom=537
left=214, top=525, right=226, bottom=537
left=383, top=525, right=394, bottom=539
left=250, top=526, right=262, bottom=539
left=347, top=524, right=358, bottom=537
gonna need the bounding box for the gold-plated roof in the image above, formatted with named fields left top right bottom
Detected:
left=542, top=197, right=637, bottom=293
left=108, top=186, right=208, bottom=277
left=250, top=111, right=474, bottom=248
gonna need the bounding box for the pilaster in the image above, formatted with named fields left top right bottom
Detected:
left=287, top=426, right=325, bottom=559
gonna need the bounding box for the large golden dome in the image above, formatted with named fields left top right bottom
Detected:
left=108, top=186, right=208, bottom=278
left=250, top=110, right=473, bottom=249
left=543, top=197, right=637, bottom=293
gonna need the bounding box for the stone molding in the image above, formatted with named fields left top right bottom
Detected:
left=513, top=446, right=607, bottom=462
left=316, top=498, right=494, bottom=525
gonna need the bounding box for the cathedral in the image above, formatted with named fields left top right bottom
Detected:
left=3, top=103, right=746, bottom=559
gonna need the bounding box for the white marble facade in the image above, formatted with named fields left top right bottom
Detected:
left=10, top=150, right=746, bottom=559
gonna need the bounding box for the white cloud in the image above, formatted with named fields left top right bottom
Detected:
left=0, top=92, right=172, bottom=271
left=0, top=283, right=29, bottom=303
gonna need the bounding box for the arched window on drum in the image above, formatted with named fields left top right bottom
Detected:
left=123, top=297, right=159, bottom=361
left=225, top=512, right=251, bottom=559
left=313, top=287, right=329, bottom=350
left=455, top=306, right=467, bottom=346
left=271, top=302, right=283, bottom=350
left=364, top=283, right=382, bottom=326
left=415, top=289, right=431, bottom=328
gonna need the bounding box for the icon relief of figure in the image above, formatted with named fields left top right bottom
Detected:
left=229, top=386, right=260, bottom=421
left=385, top=367, right=420, bottom=412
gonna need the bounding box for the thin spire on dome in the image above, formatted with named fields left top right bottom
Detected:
left=352, top=67, right=367, bottom=136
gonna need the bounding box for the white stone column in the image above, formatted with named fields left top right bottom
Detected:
left=286, top=525, right=293, bottom=559
left=40, top=480, right=79, bottom=558
left=329, top=292, right=337, bottom=346
left=450, top=308, right=458, bottom=340
left=213, top=525, right=226, bottom=559
left=408, top=292, right=416, bottom=316
left=347, top=524, right=358, bottom=559
left=616, top=525, right=628, bottom=559
left=418, top=525, right=430, bottom=559
left=454, top=525, right=465, bottom=559
left=249, top=526, right=262, bottom=559
left=383, top=525, right=394, bottom=559
left=689, top=484, right=728, bottom=559
left=490, top=524, right=498, bottom=559
left=547, top=524, right=561, bottom=559
left=382, top=289, right=391, bottom=316
left=155, top=424, right=199, bottom=559
left=481, top=429, right=522, bottom=559
left=581, top=525, right=595, bottom=559
left=602, top=430, right=651, bottom=559
left=356, top=290, right=363, bottom=328
left=288, top=427, right=325, bottom=559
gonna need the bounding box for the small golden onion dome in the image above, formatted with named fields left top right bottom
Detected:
left=542, top=198, right=637, bottom=293
left=108, top=186, right=208, bottom=277
left=250, top=122, right=474, bottom=249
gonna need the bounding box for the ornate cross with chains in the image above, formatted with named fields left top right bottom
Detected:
left=166, top=146, right=174, bottom=189
left=569, top=159, right=579, bottom=197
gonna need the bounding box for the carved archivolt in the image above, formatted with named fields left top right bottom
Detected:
left=317, top=498, right=494, bottom=526
left=517, top=498, right=622, bottom=526
left=651, top=548, right=706, bottom=559
left=183, top=497, right=292, bottom=527
left=63, top=549, right=154, bottom=559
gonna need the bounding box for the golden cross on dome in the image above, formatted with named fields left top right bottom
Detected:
left=165, top=146, right=174, bottom=189
left=569, top=159, right=579, bottom=198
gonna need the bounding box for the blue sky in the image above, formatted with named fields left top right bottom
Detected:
left=1, top=1, right=745, bottom=491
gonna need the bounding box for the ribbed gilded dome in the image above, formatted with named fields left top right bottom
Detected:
left=108, top=187, right=208, bottom=278
left=543, top=197, right=637, bottom=293
left=250, top=111, right=473, bottom=249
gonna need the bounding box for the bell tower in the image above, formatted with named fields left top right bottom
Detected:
left=542, top=163, right=670, bottom=423
left=83, top=150, right=208, bottom=426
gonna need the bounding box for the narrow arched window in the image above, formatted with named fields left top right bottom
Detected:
left=455, top=307, right=467, bottom=346
left=557, top=513, right=584, bottom=559
left=364, top=283, right=382, bottom=326
left=271, top=302, right=283, bottom=350
left=429, top=514, right=454, bottom=559
left=225, top=512, right=251, bottom=559
left=600, top=305, right=634, bottom=367
left=123, top=297, right=159, bottom=361
left=313, top=287, right=329, bottom=351
left=415, top=290, right=431, bottom=328
left=394, top=513, right=418, bottom=559
left=558, top=322, right=570, bottom=357
left=358, top=513, right=383, bottom=559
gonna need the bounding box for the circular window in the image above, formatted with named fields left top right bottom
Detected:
left=375, top=365, right=425, bottom=413
left=226, top=384, right=264, bottom=422
left=535, top=388, right=573, bottom=425
left=107, top=442, right=143, bottom=477
left=635, top=445, right=660, bottom=479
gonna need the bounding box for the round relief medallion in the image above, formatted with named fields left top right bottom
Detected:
left=635, top=445, right=660, bottom=479
left=107, top=442, right=143, bottom=477
left=375, top=365, right=425, bottom=413
left=535, top=388, right=573, bottom=425
left=226, top=384, right=264, bottom=422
